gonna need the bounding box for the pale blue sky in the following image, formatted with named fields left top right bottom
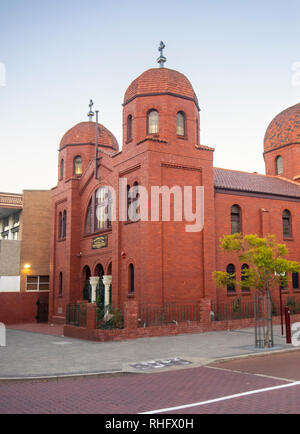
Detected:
left=1, top=0, right=300, bottom=192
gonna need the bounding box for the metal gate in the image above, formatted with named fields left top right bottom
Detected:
left=36, top=298, right=49, bottom=323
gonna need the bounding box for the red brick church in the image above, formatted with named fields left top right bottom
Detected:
left=49, top=44, right=300, bottom=324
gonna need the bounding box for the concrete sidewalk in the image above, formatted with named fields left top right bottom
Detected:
left=0, top=325, right=298, bottom=380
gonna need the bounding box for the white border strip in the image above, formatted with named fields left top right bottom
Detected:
left=140, top=381, right=300, bottom=414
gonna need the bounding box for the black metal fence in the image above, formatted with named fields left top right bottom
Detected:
left=66, top=304, right=87, bottom=327
left=211, top=298, right=255, bottom=321
left=272, top=295, right=300, bottom=316
left=138, top=302, right=201, bottom=327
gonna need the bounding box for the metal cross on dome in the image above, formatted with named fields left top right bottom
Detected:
left=87, top=99, right=95, bottom=122
left=157, top=41, right=167, bottom=68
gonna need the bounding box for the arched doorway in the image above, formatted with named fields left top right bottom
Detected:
left=95, top=264, right=105, bottom=308
left=82, top=266, right=91, bottom=302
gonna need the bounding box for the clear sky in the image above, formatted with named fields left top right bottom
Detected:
left=1, top=0, right=300, bottom=193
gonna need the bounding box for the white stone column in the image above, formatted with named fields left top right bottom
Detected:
left=102, top=275, right=112, bottom=308
left=89, top=276, right=100, bottom=303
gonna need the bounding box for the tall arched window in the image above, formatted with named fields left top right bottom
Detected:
left=127, top=115, right=133, bottom=141
left=85, top=187, right=112, bottom=234
left=73, top=156, right=83, bottom=175
left=129, top=264, right=135, bottom=293
left=59, top=272, right=63, bottom=297
left=95, top=187, right=112, bottom=231
left=241, top=264, right=250, bottom=292
left=58, top=212, right=63, bottom=239
left=196, top=118, right=200, bottom=145
left=85, top=199, right=93, bottom=234
left=177, top=111, right=186, bottom=136
left=282, top=209, right=292, bottom=238
left=147, top=110, right=159, bottom=134
left=60, top=159, right=64, bottom=180
left=231, top=205, right=242, bottom=234
left=62, top=211, right=67, bottom=239
left=226, top=264, right=236, bottom=294
left=276, top=156, right=283, bottom=175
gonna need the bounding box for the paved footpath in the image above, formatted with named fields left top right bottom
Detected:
left=0, top=324, right=298, bottom=379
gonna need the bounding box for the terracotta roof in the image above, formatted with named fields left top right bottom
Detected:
left=124, top=68, right=199, bottom=109
left=214, top=167, right=300, bottom=198
left=60, top=122, right=119, bottom=151
left=264, top=103, right=300, bottom=152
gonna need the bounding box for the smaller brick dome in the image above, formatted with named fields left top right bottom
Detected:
left=264, top=103, right=300, bottom=152
left=60, top=122, right=119, bottom=151
left=124, top=68, right=199, bottom=109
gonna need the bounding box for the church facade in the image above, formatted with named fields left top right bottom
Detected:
left=49, top=48, right=300, bottom=324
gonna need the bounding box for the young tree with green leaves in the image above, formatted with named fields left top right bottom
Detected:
left=214, top=234, right=300, bottom=348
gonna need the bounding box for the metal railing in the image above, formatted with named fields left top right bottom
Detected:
left=66, top=304, right=87, bottom=327
left=138, top=302, right=201, bottom=327
left=211, top=298, right=255, bottom=321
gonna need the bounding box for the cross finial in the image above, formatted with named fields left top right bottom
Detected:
left=87, top=99, right=94, bottom=122
left=157, top=41, right=167, bottom=68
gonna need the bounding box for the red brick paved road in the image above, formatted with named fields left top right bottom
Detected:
left=1, top=351, right=300, bottom=414
left=0, top=366, right=290, bottom=414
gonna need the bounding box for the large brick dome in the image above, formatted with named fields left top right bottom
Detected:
left=264, top=103, right=300, bottom=152
left=123, top=68, right=199, bottom=110
left=60, top=122, right=119, bottom=151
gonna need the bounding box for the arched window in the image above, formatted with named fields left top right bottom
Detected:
left=276, top=156, right=283, bottom=175
left=58, top=212, right=63, bottom=239
left=231, top=205, right=242, bottom=234
left=147, top=110, right=159, bottom=134
left=85, top=199, right=93, bottom=234
left=95, top=187, right=112, bottom=231
left=129, top=264, right=135, bottom=293
left=127, top=115, right=133, bottom=141
left=226, top=264, right=236, bottom=293
left=282, top=209, right=292, bottom=238
left=241, top=264, right=250, bottom=292
left=85, top=188, right=113, bottom=235
left=73, top=156, right=83, bottom=175
left=59, top=272, right=63, bottom=297
left=60, top=159, right=64, bottom=180
left=196, top=118, right=200, bottom=145
left=62, top=211, right=67, bottom=239
left=177, top=111, right=186, bottom=136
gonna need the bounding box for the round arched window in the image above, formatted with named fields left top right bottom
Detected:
left=177, top=111, right=186, bottom=136
left=147, top=110, right=159, bottom=134
left=276, top=156, right=283, bottom=175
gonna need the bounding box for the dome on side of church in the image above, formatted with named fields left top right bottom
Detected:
left=264, top=103, right=300, bottom=152
left=60, top=122, right=119, bottom=151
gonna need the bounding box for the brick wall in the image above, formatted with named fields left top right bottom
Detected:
left=0, top=292, right=49, bottom=325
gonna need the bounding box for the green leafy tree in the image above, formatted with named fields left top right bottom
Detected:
left=214, top=234, right=300, bottom=347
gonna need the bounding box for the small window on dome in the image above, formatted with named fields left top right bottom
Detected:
left=60, top=159, right=64, bottom=180
left=127, top=115, right=133, bottom=141
left=177, top=111, right=186, bottom=136
left=147, top=110, right=159, bottom=134
left=276, top=156, right=283, bottom=175
left=73, top=156, right=83, bottom=175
